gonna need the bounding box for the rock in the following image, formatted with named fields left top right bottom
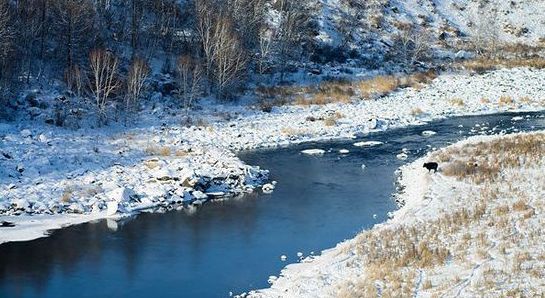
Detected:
left=309, top=68, right=321, bottom=75
left=268, top=275, right=278, bottom=284
left=106, top=219, right=119, bottom=231
left=16, top=164, right=25, bottom=173
left=301, top=149, right=325, bottom=155
left=12, top=199, right=31, bottom=210
left=297, top=252, right=303, bottom=258
left=20, top=129, right=32, bottom=138
left=205, top=192, right=225, bottom=198
left=455, top=50, right=474, bottom=60
left=38, top=134, right=49, bottom=143
left=1, top=221, right=15, bottom=227
left=68, top=202, right=85, bottom=214
left=106, top=187, right=135, bottom=203
left=106, top=201, right=119, bottom=216
left=91, top=202, right=102, bottom=213
left=262, top=183, right=275, bottom=194
left=361, top=164, right=366, bottom=171
left=368, top=118, right=378, bottom=129
left=280, top=255, right=287, bottom=261
left=192, top=191, right=208, bottom=200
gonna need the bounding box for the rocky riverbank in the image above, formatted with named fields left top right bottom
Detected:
left=2, top=67, right=545, bottom=244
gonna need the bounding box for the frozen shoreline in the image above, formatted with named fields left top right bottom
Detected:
left=2, top=67, right=545, bottom=245
left=249, top=131, right=545, bottom=297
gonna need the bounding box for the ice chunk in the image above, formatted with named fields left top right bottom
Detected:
left=353, top=141, right=383, bottom=147
left=301, top=149, right=325, bottom=155
left=421, top=130, right=437, bottom=136
left=397, top=153, right=408, bottom=160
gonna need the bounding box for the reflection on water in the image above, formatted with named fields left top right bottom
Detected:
left=0, top=112, right=544, bottom=298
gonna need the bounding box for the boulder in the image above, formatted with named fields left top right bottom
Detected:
left=106, top=187, right=135, bottom=203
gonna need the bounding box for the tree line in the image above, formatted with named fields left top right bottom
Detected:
left=0, top=0, right=318, bottom=120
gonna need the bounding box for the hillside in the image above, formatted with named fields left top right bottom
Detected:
left=0, top=0, right=544, bottom=126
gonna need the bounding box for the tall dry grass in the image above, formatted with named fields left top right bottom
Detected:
left=256, top=71, right=438, bottom=110
left=337, top=132, right=545, bottom=296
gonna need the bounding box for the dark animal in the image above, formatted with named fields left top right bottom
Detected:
left=1, top=221, right=15, bottom=228
left=423, top=162, right=439, bottom=173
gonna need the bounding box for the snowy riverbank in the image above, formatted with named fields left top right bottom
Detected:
left=2, top=67, right=545, bottom=244
left=249, top=131, right=545, bottom=297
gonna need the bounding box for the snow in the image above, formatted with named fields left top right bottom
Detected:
left=2, top=67, right=545, bottom=245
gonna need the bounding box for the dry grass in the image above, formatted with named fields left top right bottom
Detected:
left=145, top=146, right=172, bottom=156
left=449, top=98, right=465, bottom=107
left=498, top=95, right=514, bottom=106
left=358, top=75, right=400, bottom=99
left=323, top=117, right=337, bottom=127
left=256, top=71, right=437, bottom=108
left=437, top=134, right=545, bottom=183
left=174, top=149, right=190, bottom=157
left=144, top=159, right=159, bottom=169
left=61, top=187, right=74, bottom=203
left=410, top=107, right=424, bottom=116
left=460, top=57, right=545, bottom=73
left=280, top=127, right=307, bottom=137
left=337, top=132, right=545, bottom=296
left=520, top=96, right=532, bottom=104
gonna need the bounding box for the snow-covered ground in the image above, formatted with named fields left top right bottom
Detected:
left=2, top=67, right=545, bottom=244
left=249, top=131, right=545, bottom=297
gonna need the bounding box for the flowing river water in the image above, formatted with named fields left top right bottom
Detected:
left=1, top=112, right=544, bottom=298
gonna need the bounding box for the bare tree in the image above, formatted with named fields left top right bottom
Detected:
left=275, top=0, right=313, bottom=80
left=0, top=0, right=12, bottom=70
left=257, top=26, right=274, bottom=74
left=176, top=54, right=202, bottom=111
left=227, top=0, right=266, bottom=48
left=391, top=23, right=431, bottom=67
left=53, top=0, right=94, bottom=68
left=88, top=49, right=120, bottom=120
left=129, top=0, right=144, bottom=52
left=125, top=56, right=150, bottom=111
left=0, top=0, right=12, bottom=108
left=211, top=17, right=247, bottom=99
left=470, top=1, right=501, bottom=58
left=195, top=0, right=216, bottom=81
left=64, top=64, right=84, bottom=96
